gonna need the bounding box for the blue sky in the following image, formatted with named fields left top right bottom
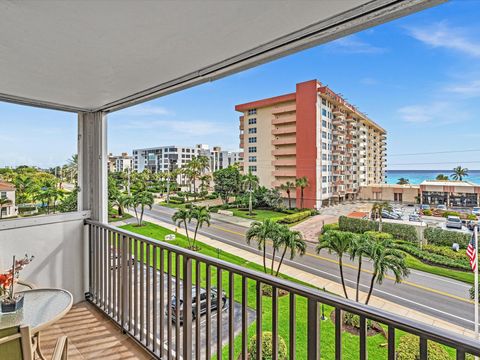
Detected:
left=1, top=0, right=479, bottom=170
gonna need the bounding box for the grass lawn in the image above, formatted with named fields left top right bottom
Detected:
left=108, top=212, right=133, bottom=223
left=159, top=201, right=188, bottom=210
left=402, top=252, right=473, bottom=284
left=230, top=208, right=288, bottom=221
left=119, top=222, right=460, bottom=359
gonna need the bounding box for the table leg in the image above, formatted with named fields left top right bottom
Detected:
left=32, top=332, right=47, bottom=360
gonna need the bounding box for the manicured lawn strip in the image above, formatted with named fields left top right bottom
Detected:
left=402, top=252, right=473, bottom=285
left=108, top=213, right=133, bottom=222
left=230, top=208, right=287, bottom=221
left=159, top=202, right=188, bottom=210
left=120, top=222, right=459, bottom=359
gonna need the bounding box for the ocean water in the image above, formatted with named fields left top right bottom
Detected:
left=386, top=170, right=480, bottom=185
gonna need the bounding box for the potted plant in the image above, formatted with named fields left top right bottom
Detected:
left=0, top=254, right=34, bottom=313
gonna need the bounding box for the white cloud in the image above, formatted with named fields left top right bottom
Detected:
left=408, top=22, right=480, bottom=57
left=118, top=104, right=172, bottom=116
left=398, top=101, right=469, bottom=125
left=327, top=35, right=385, bottom=54
left=118, top=118, right=225, bottom=137
left=449, top=79, right=480, bottom=97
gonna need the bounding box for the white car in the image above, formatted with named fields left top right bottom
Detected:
left=436, top=204, right=447, bottom=211
left=473, top=207, right=480, bottom=216
left=446, top=216, right=462, bottom=230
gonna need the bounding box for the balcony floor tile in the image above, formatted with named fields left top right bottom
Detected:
left=39, top=301, right=153, bottom=360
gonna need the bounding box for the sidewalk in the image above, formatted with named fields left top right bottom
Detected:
left=116, top=213, right=474, bottom=338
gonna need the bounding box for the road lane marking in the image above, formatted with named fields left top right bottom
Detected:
left=146, top=207, right=473, bottom=304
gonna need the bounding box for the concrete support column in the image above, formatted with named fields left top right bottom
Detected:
left=77, top=111, right=108, bottom=222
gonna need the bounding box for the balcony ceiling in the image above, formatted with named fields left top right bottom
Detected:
left=0, top=0, right=442, bottom=113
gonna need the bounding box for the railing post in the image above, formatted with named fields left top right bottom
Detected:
left=121, top=234, right=128, bottom=332
left=307, top=299, right=319, bottom=360
left=183, top=256, right=193, bottom=360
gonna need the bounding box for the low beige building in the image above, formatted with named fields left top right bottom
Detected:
left=420, top=180, right=480, bottom=207
left=358, top=184, right=420, bottom=204
left=0, top=181, right=17, bottom=218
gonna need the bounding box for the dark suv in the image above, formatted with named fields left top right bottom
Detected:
left=169, top=286, right=227, bottom=323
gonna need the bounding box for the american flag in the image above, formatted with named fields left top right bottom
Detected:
left=467, top=233, right=477, bottom=272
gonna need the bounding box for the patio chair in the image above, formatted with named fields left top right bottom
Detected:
left=0, top=325, right=68, bottom=360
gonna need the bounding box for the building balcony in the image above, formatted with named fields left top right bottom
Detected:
left=272, top=137, right=296, bottom=145
left=272, top=126, right=296, bottom=135
left=272, top=158, right=296, bottom=166
left=272, top=104, right=296, bottom=114
left=332, top=118, right=344, bottom=125
left=239, top=122, right=244, bottom=130
left=346, top=116, right=355, bottom=123
left=272, top=115, right=296, bottom=125
left=271, top=148, right=296, bottom=156
left=332, top=107, right=345, bottom=116
left=272, top=169, right=297, bottom=177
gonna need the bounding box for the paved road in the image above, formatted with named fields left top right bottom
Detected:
left=139, top=205, right=477, bottom=331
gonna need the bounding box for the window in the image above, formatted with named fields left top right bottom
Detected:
left=322, top=176, right=327, bottom=182
left=322, top=165, right=327, bottom=171
left=248, top=109, right=257, bottom=115
left=322, top=109, right=327, bottom=116
left=322, top=131, right=326, bottom=139
left=248, top=137, right=257, bottom=143
left=322, top=120, right=327, bottom=128
left=249, top=165, right=257, bottom=172
left=322, top=99, right=326, bottom=105
left=322, top=142, right=327, bottom=150
left=248, top=128, right=257, bottom=134
left=248, top=146, right=257, bottom=153
left=248, top=156, right=257, bottom=162
left=248, top=118, right=257, bottom=125
left=322, top=154, right=327, bottom=160
left=0, top=192, right=6, bottom=199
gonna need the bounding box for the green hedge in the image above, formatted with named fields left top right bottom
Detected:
left=442, top=210, right=461, bottom=218
left=277, top=210, right=311, bottom=224
left=248, top=332, right=287, bottom=360
left=322, top=223, right=339, bottom=233
left=364, top=231, right=393, bottom=241
left=394, top=242, right=470, bottom=271
left=424, top=227, right=471, bottom=248
left=169, top=195, right=185, bottom=203
left=338, top=216, right=418, bottom=243
left=397, top=334, right=450, bottom=360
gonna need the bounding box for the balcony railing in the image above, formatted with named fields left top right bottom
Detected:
left=86, top=220, right=480, bottom=360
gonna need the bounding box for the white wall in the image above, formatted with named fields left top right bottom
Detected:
left=0, top=211, right=90, bottom=303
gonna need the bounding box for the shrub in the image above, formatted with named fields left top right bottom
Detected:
left=442, top=210, right=461, bottom=218
left=422, top=209, right=432, bottom=216
left=396, top=334, right=450, bottom=360
left=423, top=244, right=469, bottom=262
left=322, top=223, right=339, bottom=233
left=364, top=231, right=393, bottom=241
left=467, top=214, right=477, bottom=220
left=338, top=216, right=418, bottom=243
left=247, top=332, right=287, bottom=360
left=424, top=227, right=471, bottom=248
left=394, top=242, right=470, bottom=271
left=277, top=210, right=311, bottom=224
left=343, top=312, right=372, bottom=329
left=169, top=196, right=185, bottom=203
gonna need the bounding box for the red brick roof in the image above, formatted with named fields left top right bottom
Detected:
left=0, top=181, right=15, bottom=191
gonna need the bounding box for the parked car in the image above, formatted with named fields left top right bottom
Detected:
left=467, top=220, right=478, bottom=231
left=409, top=213, right=422, bottom=222
left=381, top=210, right=402, bottom=220
left=472, top=207, right=480, bottom=216
left=436, top=204, right=447, bottom=211
left=170, top=286, right=226, bottom=323
left=420, top=204, right=431, bottom=211
left=446, top=216, right=462, bottom=229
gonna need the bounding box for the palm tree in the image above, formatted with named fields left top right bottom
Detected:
left=133, top=191, right=154, bottom=226
left=396, top=178, right=409, bottom=185
left=295, top=176, right=309, bottom=209
left=172, top=208, right=192, bottom=247
left=246, top=220, right=278, bottom=274
left=371, top=201, right=392, bottom=232
left=316, top=230, right=353, bottom=299
left=112, top=192, right=133, bottom=217
left=279, top=181, right=295, bottom=209
left=0, top=198, right=12, bottom=219
left=199, top=174, right=211, bottom=194
left=189, top=206, right=211, bottom=250
left=242, top=171, right=259, bottom=215
left=275, top=226, right=306, bottom=276
left=451, top=166, right=469, bottom=181
left=349, top=234, right=371, bottom=302
left=365, top=239, right=409, bottom=305
left=14, top=175, right=34, bottom=205
left=66, top=154, right=78, bottom=185
left=436, top=174, right=449, bottom=181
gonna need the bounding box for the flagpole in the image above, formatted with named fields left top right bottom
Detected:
left=475, top=225, right=479, bottom=345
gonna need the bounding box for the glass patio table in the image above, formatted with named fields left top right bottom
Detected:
left=0, top=288, right=73, bottom=359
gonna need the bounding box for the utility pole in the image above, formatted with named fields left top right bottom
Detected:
left=166, top=158, right=175, bottom=204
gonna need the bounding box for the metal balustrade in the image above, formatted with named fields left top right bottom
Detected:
left=86, top=220, right=480, bottom=359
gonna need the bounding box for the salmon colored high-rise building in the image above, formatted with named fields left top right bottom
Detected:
left=236, top=80, right=387, bottom=209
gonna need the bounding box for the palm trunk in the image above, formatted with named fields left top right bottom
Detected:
left=275, top=246, right=288, bottom=276
left=365, top=273, right=377, bottom=305
left=193, top=223, right=199, bottom=249
left=271, top=247, right=277, bottom=275
left=355, top=255, right=362, bottom=302
left=134, top=207, right=139, bottom=225
left=248, top=192, right=253, bottom=215
left=184, top=220, right=191, bottom=246
left=118, top=206, right=123, bottom=217
left=339, top=258, right=349, bottom=299
left=139, top=205, right=145, bottom=226
left=301, top=188, right=304, bottom=209
left=287, top=191, right=291, bottom=209
left=378, top=217, right=382, bottom=232
left=262, top=245, right=267, bottom=274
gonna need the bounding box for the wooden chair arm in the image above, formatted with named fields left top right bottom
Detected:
left=51, top=336, right=68, bottom=360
